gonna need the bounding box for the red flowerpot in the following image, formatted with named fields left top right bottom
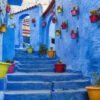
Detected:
left=32, top=19, right=36, bottom=23
left=90, top=15, right=99, bottom=23
left=6, top=5, right=11, bottom=13
left=52, top=17, right=56, bottom=23
left=7, top=64, right=15, bottom=73
left=61, top=22, right=67, bottom=30
left=55, top=64, right=66, bottom=73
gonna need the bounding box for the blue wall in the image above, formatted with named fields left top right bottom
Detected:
left=42, top=0, right=100, bottom=76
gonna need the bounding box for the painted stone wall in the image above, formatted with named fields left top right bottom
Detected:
left=14, top=5, right=42, bottom=51
left=42, top=0, right=100, bottom=76
left=55, top=0, right=100, bottom=76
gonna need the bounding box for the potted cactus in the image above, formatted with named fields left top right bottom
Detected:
left=90, top=10, right=99, bottom=23
left=55, top=60, right=66, bottom=73
left=6, top=60, right=15, bottom=73
left=0, top=62, right=10, bottom=78
left=39, top=44, right=47, bottom=56
left=27, top=45, right=33, bottom=54
left=86, top=73, right=100, bottom=100
left=71, top=6, right=79, bottom=16
left=47, top=47, right=55, bottom=58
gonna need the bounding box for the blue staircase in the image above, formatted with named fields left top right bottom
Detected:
left=4, top=49, right=91, bottom=100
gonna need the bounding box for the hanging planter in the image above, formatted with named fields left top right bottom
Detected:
left=42, top=22, right=46, bottom=27
left=55, top=30, right=61, bottom=36
left=0, top=24, right=6, bottom=33
left=9, top=13, right=14, bottom=19
left=52, top=17, right=56, bottom=23
left=57, top=6, right=63, bottom=13
left=71, top=6, right=79, bottom=16
left=6, top=5, right=11, bottom=13
left=71, top=29, right=78, bottom=39
left=32, top=18, right=36, bottom=23
left=61, top=21, right=68, bottom=30
left=90, top=10, right=99, bottom=23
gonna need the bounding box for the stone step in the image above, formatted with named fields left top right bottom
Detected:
left=7, top=81, right=52, bottom=91
left=4, top=90, right=51, bottom=100
left=52, top=89, right=89, bottom=100
left=7, top=72, right=83, bottom=82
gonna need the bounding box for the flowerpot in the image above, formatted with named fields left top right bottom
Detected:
left=0, top=62, right=10, bottom=78
left=0, top=24, right=6, bottom=32
left=7, top=64, right=15, bottom=73
left=48, top=50, right=55, bottom=58
left=55, top=64, right=66, bottom=73
left=71, top=33, right=78, bottom=39
left=32, top=18, right=36, bottom=23
left=52, top=17, right=56, bottom=23
left=55, top=30, right=61, bottom=36
left=57, top=6, right=63, bottom=13
left=6, top=5, right=11, bottom=13
left=27, top=48, right=33, bottom=54
left=90, top=15, right=99, bottom=23
left=71, top=10, right=78, bottom=16
left=86, top=86, right=100, bottom=100
left=61, top=22, right=67, bottom=30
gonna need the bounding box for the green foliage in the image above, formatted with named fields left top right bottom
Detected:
left=93, top=73, right=100, bottom=86
left=39, top=44, right=47, bottom=55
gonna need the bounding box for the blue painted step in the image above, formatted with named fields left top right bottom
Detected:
left=7, top=81, right=52, bottom=91
left=53, top=80, right=91, bottom=90
left=4, top=90, right=51, bottom=100
left=7, top=72, right=83, bottom=82
left=52, top=89, right=89, bottom=100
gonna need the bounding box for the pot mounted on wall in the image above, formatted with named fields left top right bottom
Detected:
left=90, top=10, right=99, bottom=23
left=6, top=5, right=11, bottom=13
left=71, top=28, right=78, bottom=39
left=32, top=18, right=36, bottom=23
left=52, top=16, right=57, bottom=23
left=55, top=30, right=61, bottom=36
left=71, top=6, right=79, bottom=16
left=57, top=6, right=63, bottom=13
left=61, top=21, right=68, bottom=30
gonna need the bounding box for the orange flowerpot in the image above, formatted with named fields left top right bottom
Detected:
left=47, top=50, right=55, bottom=58
left=86, top=86, right=100, bottom=100
left=0, top=24, right=6, bottom=32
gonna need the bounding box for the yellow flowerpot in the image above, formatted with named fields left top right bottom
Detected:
left=48, top=50, right=55, bottom=58
left=0, top=62, right=10, bottom=78
left=0, top=24, right=6, bottom=32
left=86, top=86, right=100, bottom=100
left=27, top=48, right=33, bottom=54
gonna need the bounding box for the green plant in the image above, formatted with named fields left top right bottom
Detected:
left=93, top=73, right=100, bottom=86
left=50, top=47, right=53, bottom=50
left=39, top=44, right=47, bottom=55
left=58, top=60, right=62, bottom=64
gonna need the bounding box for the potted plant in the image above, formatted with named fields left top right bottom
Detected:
left=0, top=24, right=6, bottom=33
left=32, top=18, right=36, bottom=23
left=61, top=21, right=68, bottom=30
left=0, top=62, right=10, bottom=78
left=55, top=30, right=61, bottom=36
left=52, top=17, right=57, bottom=23
left=27, top=45, right=33, bottom=54
left=71, top=29, right=78, bottom=39
left=57, top=6, right=63, bottom=13
left=71, top=6, right=79, bottom=16
left=6, top=5, right=11, bottom=13
left=6, top=60, right=15, bottom=73
left=55, top=60, right=66, bottom=73
left=86, top=73, right=100, bottom=100
left=39, top=44, right=47, bottom=56
left=9, top=13, right=14, bottom=19
left=90, top=10, right=99, bottom=23
left=47, top=47, right=55, bottom=58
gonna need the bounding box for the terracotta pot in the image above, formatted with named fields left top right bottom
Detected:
left=7, top=64, right=15, bottom=73
left=86, top=86, right=100, bottom=100
left=71, top=33, right=78, bottom=39
left=90, top=15, right=99, bottom=23
left=48, top=50, right=55, bottom=58
left=55, top=64, right=66, bottom=73
left=6, top=5, right=11, bottom=13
